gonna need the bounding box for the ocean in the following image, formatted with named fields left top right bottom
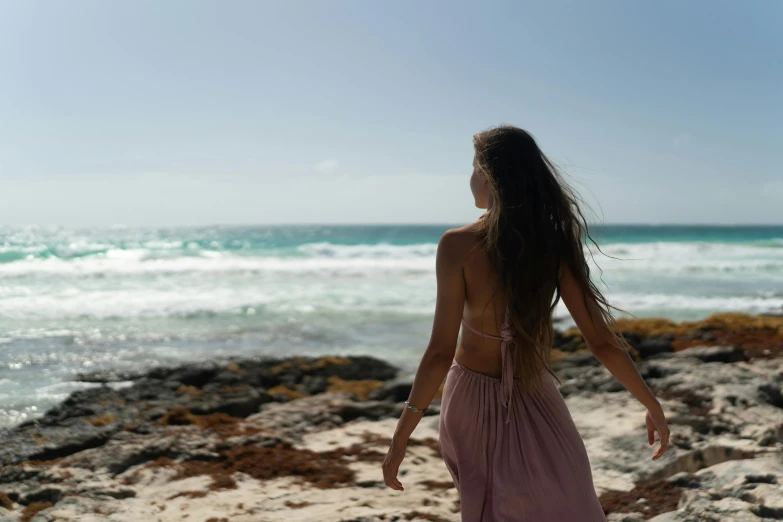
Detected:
left=1, top=224, right=782, bottom=428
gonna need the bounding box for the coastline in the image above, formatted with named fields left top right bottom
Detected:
left=3, top=223, right=783, bottom=430
left=0, top=312, right=782, bottom=521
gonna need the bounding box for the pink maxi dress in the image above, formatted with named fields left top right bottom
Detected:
left=438, top=305, right=606, bottom=521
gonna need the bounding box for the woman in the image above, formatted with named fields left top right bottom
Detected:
left=381, top=125, right=670, bottom=521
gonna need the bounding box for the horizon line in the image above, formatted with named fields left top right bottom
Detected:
left=2, top=222, right=783, bottom=229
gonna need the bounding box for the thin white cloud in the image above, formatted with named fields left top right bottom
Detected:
left=314, top=159, right=339, bottom=173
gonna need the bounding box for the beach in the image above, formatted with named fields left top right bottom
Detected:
left=1, top=313, right=782, bottom=521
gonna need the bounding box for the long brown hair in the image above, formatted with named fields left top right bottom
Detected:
left=470, top=124, right=628, bottom=394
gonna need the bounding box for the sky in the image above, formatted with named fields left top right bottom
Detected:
left=0, top=0, right=781, bottom=226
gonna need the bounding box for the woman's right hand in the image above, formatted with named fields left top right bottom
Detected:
left=645, top=404, right=670, bottom=460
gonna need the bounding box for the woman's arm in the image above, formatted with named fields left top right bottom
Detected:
left=393, top=229, right=465, bottom=443
left=559, top=262, right=670, bottom=460
left=383, top=230, right=465, bottom=490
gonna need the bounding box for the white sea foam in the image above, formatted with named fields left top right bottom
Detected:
left=0, top=240, right=779, bottom=277
left=592, top=242, right=783, bottom=273
left=0, top=257, right=436, bottom=276
left=0, top=273, right=437, bottom=320
left=297, top=242, right=437, bottom=258
left=606, top=292, right=783, bottom=313
left=0, top=240, right=779, bottom=321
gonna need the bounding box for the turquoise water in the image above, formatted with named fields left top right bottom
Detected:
left=1, top=224, right=782, bottom=427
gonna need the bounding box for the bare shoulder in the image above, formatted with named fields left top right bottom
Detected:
left=437, top=224, right=480, bottom=265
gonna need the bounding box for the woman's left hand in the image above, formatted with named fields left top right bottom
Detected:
left=382, top=437, right=407, bottom=491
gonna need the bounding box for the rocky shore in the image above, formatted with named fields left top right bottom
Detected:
left=0, top=312, right=782, bottom=521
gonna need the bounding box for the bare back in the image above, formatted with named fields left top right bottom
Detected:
left=452, top=224, right=512, bottom=378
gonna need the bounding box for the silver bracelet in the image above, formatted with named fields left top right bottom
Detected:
left=404, top=400, right=428, bottom=413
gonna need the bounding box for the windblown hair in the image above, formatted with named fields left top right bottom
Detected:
left=470, top=124, right=629, bottom=394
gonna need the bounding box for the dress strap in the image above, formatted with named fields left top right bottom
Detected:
left=460, top=317, right=504, bottom=340
left=461, top=305, right=516, bottom=424
left=498, top=305, right=515, bottom=424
